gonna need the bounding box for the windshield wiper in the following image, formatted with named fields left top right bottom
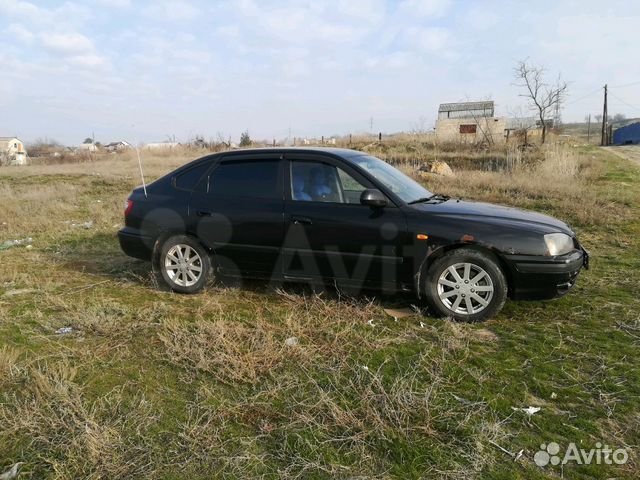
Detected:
left=408, top=194, right=449, bottom=205
left=407, top=196, right=433, bottom=205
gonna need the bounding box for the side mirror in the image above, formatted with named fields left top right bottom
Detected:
left=360, top=189, right=388, bottom=207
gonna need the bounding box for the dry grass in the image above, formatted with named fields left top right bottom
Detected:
left=1, top=141, right=639, bottom=478
left=159, top=316, right=285, bottom=385
left=157, top=292, right=379, bottom=385
left=394, top=143, right=616, bottom=226
left=0, top=148, right=200, bottom=181
left=0, top=360, right=158, bottom=479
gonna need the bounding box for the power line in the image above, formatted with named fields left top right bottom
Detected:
left=609, top=80, right=640, bottom=89
left=563, top=81, right=639, bottom=107
left=564, top=86, right=602, bottom=106
left=608, top=91, right=640, bottom=114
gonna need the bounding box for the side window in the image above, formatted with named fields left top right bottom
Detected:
left=291, top=161, right=367, bottom=204
left=337, top=168, right=367, bottom=204
left=174, top=161, right=211, bottom=191
left=209, top=160, right=280, bottom=199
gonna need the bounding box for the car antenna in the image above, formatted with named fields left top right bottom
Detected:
left=134, top=140, right=148, bottom=198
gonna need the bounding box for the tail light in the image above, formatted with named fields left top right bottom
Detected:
left=124, top=199, right=134, bottom=216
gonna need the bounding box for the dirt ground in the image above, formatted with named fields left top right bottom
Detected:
left=607, top=145, right=640, bottom=165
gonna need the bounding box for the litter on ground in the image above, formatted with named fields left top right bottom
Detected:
left=0, top=238, right=33, bottom=251
left=511, top=406, right=541, bottom=416
left=71, top=221, right=93, bottom=229
left=2, top=289, right=35, bottom=298
left=383, top=307, right=414, bottom=322
left=0, top=462, right=24, bottom=480
left=55, top=327, right=75, bottom=335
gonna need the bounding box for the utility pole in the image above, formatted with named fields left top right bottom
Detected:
left=587, top=114, right=591, bottom=144
left=601, top=84, right=608, bottom=146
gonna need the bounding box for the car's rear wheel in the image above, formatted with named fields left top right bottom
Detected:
left=424, top=248, right=507, bottom=322
left=158, top=235, right=211, bottom=293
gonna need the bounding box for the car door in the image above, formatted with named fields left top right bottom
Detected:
left=188, top=154, right=285, bottom=278
left=282, top=154, right=409, bottom=291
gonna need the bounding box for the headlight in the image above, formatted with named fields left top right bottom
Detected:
left=544, top=233, right=574, bottom=256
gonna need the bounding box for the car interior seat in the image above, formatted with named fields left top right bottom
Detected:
left=292, top=173, right=312, bottom=200
left=309, top=167, right=332, bottom=200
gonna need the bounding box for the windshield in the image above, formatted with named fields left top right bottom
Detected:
left=350, top=155, right=433, bottom=203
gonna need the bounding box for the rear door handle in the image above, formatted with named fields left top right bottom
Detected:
left=291, top=216, right=312, bottom=225
left=196, top=210, right=213, bottom=217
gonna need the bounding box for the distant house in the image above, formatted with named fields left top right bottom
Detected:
left=505, top=117, right=538, bottom=131
left=145, top=142, right=180, bottom=150
left=0, top=137, right=27, bottom=165
left=78, top=142, right=98, bottom=152
left=613, top=122, right=640, bottom=145
left=504, top=117, right=540, bottom=142
left=435, top=101, right=506, bottom=144
left=105, top=141, right=131, bottom=152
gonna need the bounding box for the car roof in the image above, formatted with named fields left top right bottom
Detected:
left=217, top=147, right=367, bottom=159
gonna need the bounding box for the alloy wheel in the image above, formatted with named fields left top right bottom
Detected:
left=164, top=244, right=203, bottom=287
left=436, top=262, right=494, bottom=315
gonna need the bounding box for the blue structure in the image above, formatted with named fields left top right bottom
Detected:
left=613, top=122, right=640, bottom=145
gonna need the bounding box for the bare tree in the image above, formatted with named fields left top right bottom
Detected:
left=410, top=116, right=429, bottom=135
left=507, top=105, right=537, bottom=146
left=464, top=96, right=495, bottom=147
left=612, top=113, right=627, bottom=124
left=513, top=60, right=568, bottom=144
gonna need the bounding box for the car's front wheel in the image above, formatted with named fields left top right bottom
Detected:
left=424, top=248, right=507, bottom=322
left=157, top=235, right=211, bottom=293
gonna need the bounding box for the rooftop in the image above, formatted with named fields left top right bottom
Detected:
left=438, top=101, right=494, bottom=113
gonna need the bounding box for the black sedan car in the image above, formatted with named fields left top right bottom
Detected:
left=119, top=147, right=588, bottom=322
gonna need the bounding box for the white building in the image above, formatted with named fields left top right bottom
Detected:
left=145, top=142, right=180, bottom=150
left=78, top=143, right=98, bottom=152
left=435, top=101, right=507, bottom=144
left=0, top=137, right=27, bottom=165
left=105, top=141, right=131, bottom=152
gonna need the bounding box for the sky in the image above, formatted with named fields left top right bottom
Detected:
left=1, top=0, right=639, bottom=145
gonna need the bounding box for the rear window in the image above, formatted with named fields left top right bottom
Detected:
left=209, top=160, right=280, bottom=199
left=174, top=162, right=211, bottom=191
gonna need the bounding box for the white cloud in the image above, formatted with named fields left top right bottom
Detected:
left=68, top=53, right=108, bottom=68
left=95, top=0, right=132, bottom=7
left=403, top=26, right=450, bottom=52
left=398, top=0, right=452, bottom=18
left=143, top=0, right=200, bottom=21
left=2, top=0, right=639, bottom=144
left=0, top=0, right=47, bottom=21
left=41, top=32, right=94, bottom=55
left=0, top=0, right=92, bottom=27
left=8, top=23, right=33, bottom=43
left=232, top=0, right=378, bottom=45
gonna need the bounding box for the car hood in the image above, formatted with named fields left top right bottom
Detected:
left=411, top=199, right=573, bottom=234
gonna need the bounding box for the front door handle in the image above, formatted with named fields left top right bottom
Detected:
left=291, top=216, right=312, bottom=225
left=196, top=210, right=213, bottom=217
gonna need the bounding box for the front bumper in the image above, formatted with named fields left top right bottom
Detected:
left=504, top=248, right=588, bottom=300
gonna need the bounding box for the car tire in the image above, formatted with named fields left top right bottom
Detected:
left=157, top=235, right=211, bottom=294
left=424, top=248, right=507, bottom=322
